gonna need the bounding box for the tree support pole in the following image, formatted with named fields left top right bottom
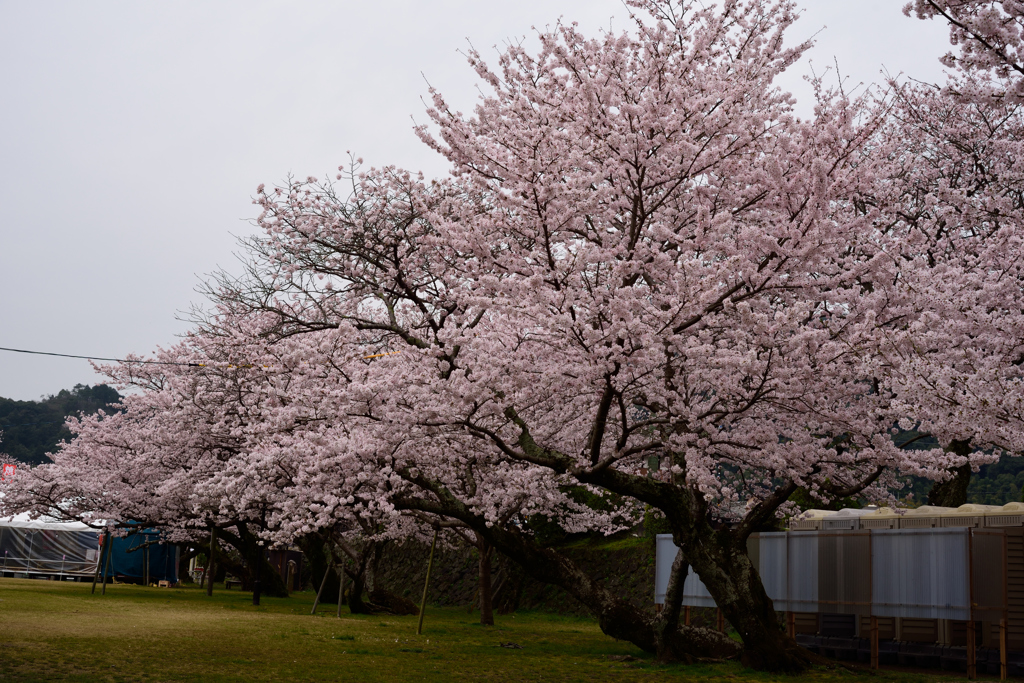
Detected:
left=101, top=535, right=113, bottom=595
left=311, top=557, right=333, bottom=615
left=968, top=620, right=977, bottom=680
left=342, top=561, right=350, bottom=618
left=206, top=527, right=216, bottom=597
left=1001, top=618, right=1007, bottom=681
left=870, top=616, right=879, bottom=670
left=91, top=531, right=110, bottom=594
left=417, top=529, right=438, bottom=636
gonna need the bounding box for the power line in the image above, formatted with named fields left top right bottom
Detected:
left=0, top=345, right=401, bottom=369
left=0, top=346, right=200, bottom=367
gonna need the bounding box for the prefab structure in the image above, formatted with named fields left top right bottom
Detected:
left=0, top=515, right=101, bottom=579
left=655, top=502, right=1024, bottom=679
left=0, top=517, right=179, bottom=584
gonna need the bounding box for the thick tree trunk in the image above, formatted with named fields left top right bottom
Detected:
left=928, top=440, right=973, bottom=507
left=204, top=530, right=215, bottom=596
left=296, top=534, right=340, bottom=604
left=227, top=524, right=289, bottom=600
left=678, top=524, right=809, bottom=673
left=567, top=457, right=811, bottom=671
left=347, top=565, right=370, bottom=614
left=364, top=540, right=419, bottom=615
left=332, top=541, right=373, bottom=614
left=365, top=540, right=385, bottom=595
left=478, top=537, right=494, bottom=627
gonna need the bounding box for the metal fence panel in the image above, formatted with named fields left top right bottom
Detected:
left=871, top=528, right=969, bottom=619
left=819, top=531, right=871, bottom=615
left=654, top=534, right=677, bottom=605
left=971, top=528, right=1008, bottom=621
left=758, top=532, right=789, bottom=608
left=788, top=532, right=819, bottom=612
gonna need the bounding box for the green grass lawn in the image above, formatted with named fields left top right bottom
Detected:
left=0, top=577, right=987, bottom=682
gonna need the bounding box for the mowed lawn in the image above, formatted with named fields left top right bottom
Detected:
left=0, top=578, right=984, bottom=683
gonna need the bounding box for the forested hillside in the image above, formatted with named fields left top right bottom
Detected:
left=0, top=385, right=121, bottom=466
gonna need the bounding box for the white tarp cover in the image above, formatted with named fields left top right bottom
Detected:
left=871, top=528, right=970, bottom=620
left=655, top=532, right=816, bottom=610
left=0, top=515, right=101, bottom=577
left=0, top=514, right=97, bottom=531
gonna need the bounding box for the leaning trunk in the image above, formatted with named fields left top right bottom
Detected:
left=400, top=497, right=741, bottom=662
left=653, top=543, right=688, bottom=661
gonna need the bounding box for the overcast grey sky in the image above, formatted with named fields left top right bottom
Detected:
left=0, top=1, right=950, bottom=401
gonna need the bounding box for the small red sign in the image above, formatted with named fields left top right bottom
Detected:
left=2, top=464, right=16, bottom=478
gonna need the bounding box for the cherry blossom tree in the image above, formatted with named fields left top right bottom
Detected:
left=906, top=0, right=1024, bottom=100
left=0, top=333, right=333, bottom=603
left=859, top=2, right=1024, bottom=503
left=202, top=1, right=971, bottom=670
left=865, top=75, right=1024, bottom=502
left=11, top=0, right=1024, bottom=673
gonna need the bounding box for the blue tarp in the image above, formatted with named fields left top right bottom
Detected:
left=108, top=530, right=178, bottom=583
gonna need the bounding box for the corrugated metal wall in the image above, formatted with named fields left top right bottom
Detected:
left=871, top=529, right=970, bottom=620
left=655, top=528, right=1009, bottom=628
left=818, top=532, right=870, bottom=615
left=1007, top=529, right=1024, bottom=649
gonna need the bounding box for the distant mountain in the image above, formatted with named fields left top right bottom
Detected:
left=0, top=384, right=122, bottom=466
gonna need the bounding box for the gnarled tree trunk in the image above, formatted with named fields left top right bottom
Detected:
left=678, top=526, right=808, bottom=672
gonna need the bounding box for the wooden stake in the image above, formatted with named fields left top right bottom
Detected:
left=206, top=527, right=216, bottom=597
left=967, top=620, right=977, bottom=680
left=684, top=606, right=690, bottom=627
left=787, top=611, right=796, bottom=639
left=311, top=558, right=333, bottom=615
left=336, top=562, right=345, bottom=618
left=417, top=529, right=439, bottom=636
left=1000, top=618, right=1007, bottom=681
left=91, top=531, right=109, bottom=594
left=870, top=615, right=879, bottom=670
left=101, top=535, right=113, bottom=595
left=717, top=608, right=725, bottom=633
